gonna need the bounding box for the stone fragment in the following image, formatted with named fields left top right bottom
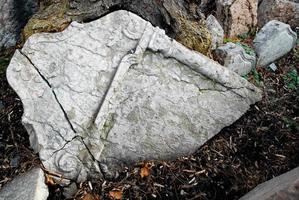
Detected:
left=214, top=42, right=256, bottom=76
left=240, top=167, right=299, bottom=200
left=253, top=20, right=297, bottom=67
left=23, top=0, right=212, bottom=55
left=206, top=15, right=224, bottom=50
left=258, top=0, right=299, bottom=28
left=0, top=168, right=49, bottom=200
left=216, top=0, right=258, bottom=37
left=0, top=0, right=38, bottom=50
left=7, top=10, right=262, bottom=182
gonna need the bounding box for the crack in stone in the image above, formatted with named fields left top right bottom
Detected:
left=79, top=137, right=107, bottom=178
left=51, top=135, right=82, bottom=156
left=168, top=74, right=249, bottom=99
left=19, top=50, right=78, bottom=134
left=25, top=117, right=69, bottom=143
left=18, top=50, right=108, bottom=177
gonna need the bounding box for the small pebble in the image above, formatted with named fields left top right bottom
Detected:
left=269, top=63, right=277, bottom=72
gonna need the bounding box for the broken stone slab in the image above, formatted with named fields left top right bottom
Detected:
left=0, top=168, right=49, bottom=200
left=216, top=0, right=258, bottom=37
left=258, top=0, right=299, bottom=28
left=206, top=15, right=224, bottom=50
left=239, top=167, right=299, bottom=200
left=0, top=0, right=38, bottom=50
left=253, top=20, right=297, bottom=67
left=214, top=42, right=256, bottom=76
left=7, top=10, right=262, bottom=182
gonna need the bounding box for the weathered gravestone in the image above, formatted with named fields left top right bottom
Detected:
left=7, top=10, right=262, bottom=182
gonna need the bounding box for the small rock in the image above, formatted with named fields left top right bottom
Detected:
left=258, top=0, right=299, bottom=28
left=206, top=15, right=224, bottom=50
left=216, top=0, right=258, bottom=37
left=269, top=63, right=278, bottom=72
left=10, top=154, right=21, bottom=168
left=214, top=42, right=256, bottom=76
left=239, top=167, right=299, bottom=200
left=0, top=168, right=49, bottom=200
left=253, top=20, right=297, bottom=67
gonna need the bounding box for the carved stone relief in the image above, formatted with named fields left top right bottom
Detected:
left=7, top=10, right=262, bottom=182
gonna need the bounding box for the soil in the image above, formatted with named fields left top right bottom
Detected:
left=0, top=43, right=298, bottom=200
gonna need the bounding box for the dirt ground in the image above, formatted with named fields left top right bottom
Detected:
left=0, top=42, right=298, bottom=199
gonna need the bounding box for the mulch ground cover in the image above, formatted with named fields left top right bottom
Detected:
left=0, top=43, right=298, bottom=200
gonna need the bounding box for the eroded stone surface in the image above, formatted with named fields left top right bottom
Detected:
left=216, top=0, right=257, bottom=37
left=253, top=20, right=297, bottom=67
left=7, top=10, right=262, bottom=182
left=0, top=168, right=48, bottom=200
left=258, top=0, right=299, bottom=28
left=214, top=42, right=256, bottom=76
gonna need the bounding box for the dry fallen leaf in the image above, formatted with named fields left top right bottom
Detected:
left=82, top=193, right=101, bottom=200
left=140, top=163, right=151, bottom=178
left=45, top=174, right=55, bottom=186
left=109, top=190, right=123, bottom=200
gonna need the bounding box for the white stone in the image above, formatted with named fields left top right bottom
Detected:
left=6, top=10, right=262, bottom=182
left=253, top=20, right=297, bottom=67
left=0, top=168, right=48, bottom=200
left=269, top=63, right=278, bottom=72
left=214, top=42, right=256, bottom=76
left=206, top=15, right=224, bottom=50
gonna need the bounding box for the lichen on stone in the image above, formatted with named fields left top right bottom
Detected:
left=175, top=16, right=212, bottom=55
left=100, top=113, right=115, bottom=140
left=22, top=0, right=71, bottom=41
left=162, top=1, right=212, bottom=55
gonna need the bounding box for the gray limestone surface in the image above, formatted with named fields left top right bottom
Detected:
left=214, top=42, right=256, bottom=76
left=7, top=10, right=262, bottom=182
left=0, top=168, right=48, bottom=200
left=253, top=20, right=297, bottom=67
